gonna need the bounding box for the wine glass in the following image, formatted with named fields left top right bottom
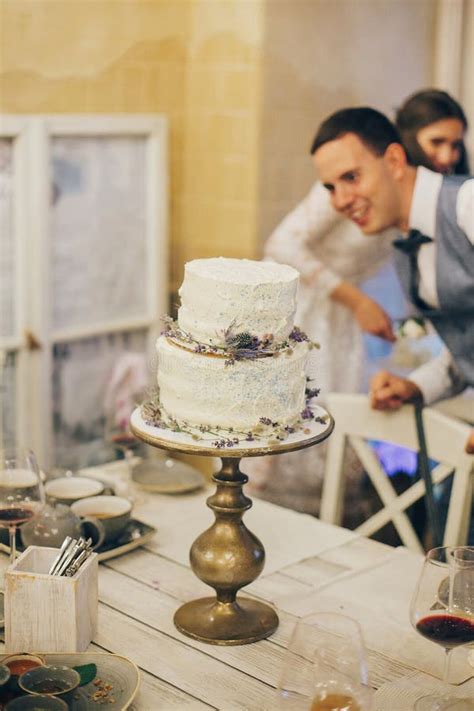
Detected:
left=277, top=611, right=374, bottom=710
left=0, top=447, right=45, bottom=565
left=410, top=546, right=474, bottom=711
left=104, top=413, right=141, bottom=500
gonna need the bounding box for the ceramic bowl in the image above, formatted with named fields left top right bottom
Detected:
left=3, top=654, right=45, bottom=678
left=18, top=665, right=80, bottom=697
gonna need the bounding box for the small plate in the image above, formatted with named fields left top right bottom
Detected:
left=132, top=458, right=205, bottom=494
left=0, top=519, right=156, bottom=562
left=0, top=653, right=140, bottom=710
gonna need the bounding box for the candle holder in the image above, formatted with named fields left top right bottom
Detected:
left=131, top=406, right=333, bottom=645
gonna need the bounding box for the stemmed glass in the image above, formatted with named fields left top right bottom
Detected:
left=0, top=447, right=45, bottom=565
left=411, top=546, right=474, bottom=711
left=104, top=414, right=141, bottom=501
left=277, top=611, right=374, bottom=710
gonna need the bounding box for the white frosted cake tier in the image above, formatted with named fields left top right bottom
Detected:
left=177, top=257, right=299, bottom=346
left=156, top=335, right=309, bottom=430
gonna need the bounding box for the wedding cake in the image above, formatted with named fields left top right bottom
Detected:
left=142, top=257, right=321, bottom=446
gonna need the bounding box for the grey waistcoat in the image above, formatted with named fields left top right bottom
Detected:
left=393, top=175, right=474, bottom=386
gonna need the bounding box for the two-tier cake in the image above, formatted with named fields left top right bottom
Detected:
left=143, top=257, right=321, bottom=446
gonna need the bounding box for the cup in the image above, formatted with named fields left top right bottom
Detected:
left=71, top=495, right=132, bottom=543
left=277, top=612, right=373, bottom=710
left=44, top=477, right=104, bottom=505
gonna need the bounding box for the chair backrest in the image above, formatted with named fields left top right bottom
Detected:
left=320, top=393, right=473, bottom=553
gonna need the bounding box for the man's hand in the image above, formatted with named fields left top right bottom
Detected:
left=370, top=370, right=423, bottom=411
left=330, top=283, right=395, bottom=342
left=353, top=296, right=396, bottom=342
left=466, top=430, right=474, bottom=454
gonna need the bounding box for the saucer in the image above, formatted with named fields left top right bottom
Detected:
left=132, top=457, right=206, bottom=494
left=0, top=519, right=156, bottom=562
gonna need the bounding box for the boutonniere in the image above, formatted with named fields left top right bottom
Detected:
left=397, top=317, right=428, bottom=340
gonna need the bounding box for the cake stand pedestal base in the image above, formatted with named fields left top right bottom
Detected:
left=174, top=597, right=278, bottom=645
left=131, top=407, right=334, bottom=646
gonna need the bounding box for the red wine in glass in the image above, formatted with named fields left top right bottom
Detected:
left=0, top=507, right=35, bottom=526
left=0, top=449, right=44, bottom=564
left=110, top=432, right=140, bottom=452
left=411, top=547, right=474, bottom=710
left=416, top=614, right=474, bottom=649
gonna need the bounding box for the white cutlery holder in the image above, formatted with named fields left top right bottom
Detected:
left=5, top=545, right=98, bottom=653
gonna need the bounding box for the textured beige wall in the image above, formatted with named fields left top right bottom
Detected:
left=257, top=0, right=437, bottom=245
left=0, top=0, right=438, bottom=283
left=176, top=0, right=264, bottom=279
left=0, top=0, right=264, bottom=290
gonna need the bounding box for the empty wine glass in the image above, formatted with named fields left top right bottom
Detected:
left=104, top=413, right=141, bottom=500
left=277, top=611, right=374, bottom=710
left=410, top=546, right=474, bottom=711
left=0, top=447, right=45, bottom=565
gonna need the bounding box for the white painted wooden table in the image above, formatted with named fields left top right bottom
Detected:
left=2, top=487, right=474, bottom=710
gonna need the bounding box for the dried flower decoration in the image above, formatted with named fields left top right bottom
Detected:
left=161, top=316, right=319, bottom=367
left=397, top=317, right=428, bottom=340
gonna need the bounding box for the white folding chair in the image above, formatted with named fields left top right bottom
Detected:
left=320, top=393, right=473, bottom=553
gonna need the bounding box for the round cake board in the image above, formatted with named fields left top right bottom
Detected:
left=130, top=406, right=334, bottom=458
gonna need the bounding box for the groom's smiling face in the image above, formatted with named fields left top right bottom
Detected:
left=313, top=132, right=403, bottom=234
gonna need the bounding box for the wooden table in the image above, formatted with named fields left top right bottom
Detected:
left=2, top=486, right=474, bottom=710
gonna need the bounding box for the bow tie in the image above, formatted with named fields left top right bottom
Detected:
left=393, top=229, right=433, bottom=254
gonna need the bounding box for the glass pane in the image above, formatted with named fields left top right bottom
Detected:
left=52, top=329, right=149, bottom=468
left=0, top=139, right=16, bottom=339
left=50, top=136, right=148, bottom=331
left=0, top=351, right=17, bottom=447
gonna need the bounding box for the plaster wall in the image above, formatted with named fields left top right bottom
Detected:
left=0, top=0, right=264, bottom=290
left=258, top=0, right=436, bottom=244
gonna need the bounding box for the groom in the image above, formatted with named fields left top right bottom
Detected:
left=310, top=107, right=473, bottom=448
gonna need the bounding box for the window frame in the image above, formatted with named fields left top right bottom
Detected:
left=0, top=114, right=168, bottom=467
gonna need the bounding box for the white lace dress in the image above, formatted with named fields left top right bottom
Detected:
left=242, top=182, right=396, bottom=515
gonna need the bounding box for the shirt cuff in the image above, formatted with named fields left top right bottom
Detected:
left=300, top=264, right=342, bottom=297
left=409, top=352, right=467, bottom=405
left=457, top=179, right=474, bottom=244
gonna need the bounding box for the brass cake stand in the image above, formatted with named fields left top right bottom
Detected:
left=130, top=407, right=334, bottom=646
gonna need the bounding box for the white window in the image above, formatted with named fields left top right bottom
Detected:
left=0, top=115, right=168, bottom=469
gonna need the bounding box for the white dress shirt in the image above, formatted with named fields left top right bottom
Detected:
left=407, top=167, right=474, bottom=404
left=263, top=182, right=396, bottom=396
